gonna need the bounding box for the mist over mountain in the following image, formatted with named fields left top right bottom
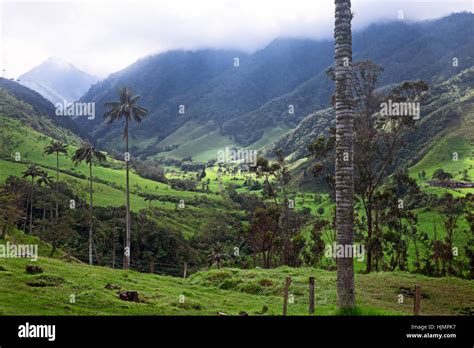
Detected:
left=72, top=13, right=472, bottom=160
left=18, top=57, right=99, bottom=104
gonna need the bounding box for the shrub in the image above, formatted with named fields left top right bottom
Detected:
left=26, top=274, right=65, bottom=287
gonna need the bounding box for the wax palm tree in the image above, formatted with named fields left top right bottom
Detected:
left=36, top=173, right=53, bottom=233
left=207, top=243, right=228, bottom=270
left=334, top=0, right=355, bottom=308
left=144, top=194, right=158, bottom=209
left=37, top=172, right=53, bottom=188
left=71, top=143, right=106, bottom=265
left=104, top=87, right=148, bottom=270
left=43, top=140, right=68, bottom=217
left=22, top=164, right=45, bottom=234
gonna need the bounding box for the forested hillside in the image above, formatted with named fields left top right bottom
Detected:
left=74, top=13, right=473, bottom=158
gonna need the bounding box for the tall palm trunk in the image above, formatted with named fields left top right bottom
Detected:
left=29, top=177, right=34, bottom=234
left=112, top=235, right=116, bottom=269
left=1, top=211, right=7, bottom=239
left=334, top=0, right=355, bottom=308
left=89, top=162, right=93, bottom=265
left=49, top=205, right=56, bottom=257
left=42, top=202, right=46, bottom=232
left=124, top=117, right=131, bottom=270
left=56, top=151, right=59, bottom=218
left=23, top=190, right=30, bottom=233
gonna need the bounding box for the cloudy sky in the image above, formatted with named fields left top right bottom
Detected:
left=0, top=0, right=471, bottom=78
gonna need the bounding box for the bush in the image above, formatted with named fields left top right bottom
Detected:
left=26, top=274, right=65, bottom=287
left=238, top=282, right=263, bottom=295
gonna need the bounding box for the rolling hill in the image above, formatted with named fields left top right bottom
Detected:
left=1, top=251, right=472, bottom=315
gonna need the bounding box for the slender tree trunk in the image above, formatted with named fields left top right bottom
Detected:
left=89, top=162, right=93, bottom=265
left=42, top=203, right=46, bottom=233
left=334, top=0, right=355, bottom=308
left=112, top=237, right=116, bottom=269
left=56, top=152, right=59, bottom=218
left=49, top=205, right=56, bottom=257
left=124, top=117, right=131, bottom=270
left=1, top=211, right=7, bottom=239
left=374, top=208, right=380, bottom=271
left=29, top=177, right=34, bottom=234
left=366, top=202, right=373, bottom=273
left=23, top=195, right=29, bottom=233
left=150, top=261, right=154, bottom=273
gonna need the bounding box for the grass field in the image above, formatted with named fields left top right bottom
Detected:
left=1, top=255, right=472, bottom=316
left=0, top=116, right=234, bottom=201
left=409, top=128, right=474, bottom=196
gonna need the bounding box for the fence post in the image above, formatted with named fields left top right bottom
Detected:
left=309, top=276, right=315, bottom=314
left=414, top=284, right=421, bottom=316
left=183, top=262, right=187, bottom=279
left=283, top=275, right=292, bottom=316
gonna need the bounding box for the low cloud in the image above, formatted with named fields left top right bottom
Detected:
left=1, top=0, right=471, bottom=77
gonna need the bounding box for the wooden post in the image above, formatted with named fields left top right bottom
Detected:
left=283, top=275, right=292, bottom=316
left=309, top=276, right=315, bottom=314
left=183, top=262, right=187, bottom=279
left=414, top=284, right=421, bottom=316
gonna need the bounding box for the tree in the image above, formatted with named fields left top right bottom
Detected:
left=0, top=185, right=22, bottom=240
left=464, top=195, right=474, bottom=278
left=325, top=58, right=428, bottom=274
left=334, top=0, right=355, bottom=308
left=43, top=140, right=68, bottom=217
left=104, top=87, right=148, bottom=270
left=144, top=194, right=158, bottom=209
left=37, top=172, right=53, bottom=188
left=36, top=172, right=53, bottom=234
left=22, top=164, right=45, bottom=234
left=71, top=143, right=106, bottom=265
left=350, top=61, right=427, bottom=273
left=207, top=243, right=228, bottom=269
left=309, top=131, right=336, bottom=195
left=432, top=169, right=453, bottom=181
left=440, top=193, right=464, bottom=275
left=302, top=217, right=329, bottom=267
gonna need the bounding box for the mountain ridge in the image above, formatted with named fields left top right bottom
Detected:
left=71, top=13, right=473, bottom=160
left=18, top=57, right=99, bottom=104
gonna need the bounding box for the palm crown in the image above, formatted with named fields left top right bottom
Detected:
left=43, top=140, right=68, bottom=156
left=104, top=87, right=148, bottom=138
left=37, top=172, right=53, bottom=187
left=72, top=143, right=106, bottom=165
left=22, top=164, right=45, bottom=181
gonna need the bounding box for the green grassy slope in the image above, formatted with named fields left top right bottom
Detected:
left=0, top=91, right=242, bottom=239
left=1, top=255, right=472, bottom=316
left=408, top=69, right=474, bottom=196
left=159, top=131, right=235, bottom=162
left=0, top=116, right=224, bottom=208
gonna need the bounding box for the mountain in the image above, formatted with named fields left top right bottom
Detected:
left=272, top=66, right=474, bottom=191
left=0, top=77, right=86, bottom=138
left=74, top=13, right=473, bottom=162
left=18, top=57, right=99, bottom=104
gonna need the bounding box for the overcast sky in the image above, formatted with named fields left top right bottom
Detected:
left=0, top=0, right=472, bottom=78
